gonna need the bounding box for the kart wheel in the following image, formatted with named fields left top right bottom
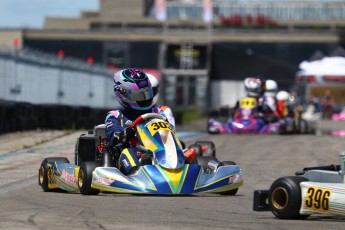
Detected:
left=218, top=161, right=238, bottom=195
left=195, top=141, right=216, bottom=157
left=38, top=157, right=70, bottom=192
left=269, top=176, right=310, bottom=219
left=189, top=144, right=203, bottom=157
left=78, top=161, right=100, bottom=195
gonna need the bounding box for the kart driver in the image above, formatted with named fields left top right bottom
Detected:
left=104, top=68, right=175, bottom=175
left=276, top=90, right=295, bottom=119
left=232, top=77, right=263, bottom=118
left=259, top=79, right=280, bottom=122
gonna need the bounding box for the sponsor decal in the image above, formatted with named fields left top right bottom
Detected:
left=229, top=174, right=241, bottom=184
left=122, top=159, right=130, bottom=168
left=61, top=171, right=77, bottom=183
left=95, top=177, right=114, bottom=186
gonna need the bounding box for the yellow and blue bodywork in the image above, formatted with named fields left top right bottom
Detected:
left=46, top=161, right=242, bottom=194
left=46, top=161, right=80, bottom=192
left=90, top=164, right=242, bottom=194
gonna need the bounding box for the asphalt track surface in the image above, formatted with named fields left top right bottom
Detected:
left=1, top=121, right=345, bottom=229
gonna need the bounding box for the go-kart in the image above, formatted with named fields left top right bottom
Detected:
left=332, top=108, right=345, bottom=121
left=208, top=97, right=316, bottom=135
left=39, top=113, right=243, bottom=195
left=253, top=152, right=345, bottom=219
left=208, top=97, right=292, bottom=134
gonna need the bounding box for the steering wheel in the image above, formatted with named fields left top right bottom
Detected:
left=131, top=113, right=167, bottom=128
left=129, top=113, right=166, bottom=154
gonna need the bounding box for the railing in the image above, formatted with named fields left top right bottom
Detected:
left=166, top=1, right=345, bottom=20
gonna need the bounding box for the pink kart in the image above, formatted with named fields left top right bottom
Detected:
left=332, top=108, right=345, bottom=121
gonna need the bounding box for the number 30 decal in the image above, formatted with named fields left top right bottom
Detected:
left=150, top=122, right=171, bottom=131
left=305, top=187, right=331, bottom=212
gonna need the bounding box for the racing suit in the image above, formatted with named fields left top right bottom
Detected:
left=259, top=95, right=280, bottom=123
left=105, top=105, right=175, bottom=175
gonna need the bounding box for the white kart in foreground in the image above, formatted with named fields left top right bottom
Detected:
left=253, top=152, right=345, bottom=219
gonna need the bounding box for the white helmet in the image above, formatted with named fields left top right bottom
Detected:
left=276, top=90, right=290, bottom=101
left=244, top=77, right=262, bottom=97
left=147, top=73, right=159, bottom=105
left=264, top=79, right=278, bottom=97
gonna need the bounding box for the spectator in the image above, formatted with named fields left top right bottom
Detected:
left=321, top=90, right=335, bottom=119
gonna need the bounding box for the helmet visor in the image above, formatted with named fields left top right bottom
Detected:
left=137, top=98, right=153, bottom=108
left=127, top=89, right=153, bottom=102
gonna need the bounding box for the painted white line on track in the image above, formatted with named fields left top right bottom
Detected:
left=0, top=177, right=36, bottom=196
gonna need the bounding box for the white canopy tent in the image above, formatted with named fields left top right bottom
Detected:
left=297, top=56, right=345, bottom=81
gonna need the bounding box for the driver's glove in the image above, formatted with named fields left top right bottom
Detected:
left=119, top=127, right=136, bottom=148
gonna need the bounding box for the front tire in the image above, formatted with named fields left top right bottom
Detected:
left=38, top=157, right=70, bottom=192
left=78, top=161, right=100, bottom=195
left=269, top=176, right=310, bottom=219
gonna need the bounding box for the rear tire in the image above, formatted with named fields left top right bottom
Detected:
left=269, top=176, right=310, bottom=219
left=38, top=157, right=69, bottom=192
left=189, top=144, right=203, bottom=157
left=78, top=161, right=100, bottom=195
left=195, top=141, right=216, bottom=156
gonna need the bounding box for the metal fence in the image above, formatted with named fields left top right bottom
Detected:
left=0, top=47, right=117, bottom=109
left=167, top=1, right=345, bottom=20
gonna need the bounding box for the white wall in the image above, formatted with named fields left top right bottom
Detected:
left=210, top=80, right=246, bottom=109
left=0, top=50, right=116, bottom=109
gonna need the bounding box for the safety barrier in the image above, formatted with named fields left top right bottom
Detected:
left=0, top=101, right=110, bottom=134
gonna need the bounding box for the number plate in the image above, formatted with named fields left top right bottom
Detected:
left=147, top=121, right=172, bottom=135
left=304, top=186, right=331, bottom=212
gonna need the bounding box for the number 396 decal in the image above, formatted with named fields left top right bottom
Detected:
left=305, top=187, right=331, bottom=212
